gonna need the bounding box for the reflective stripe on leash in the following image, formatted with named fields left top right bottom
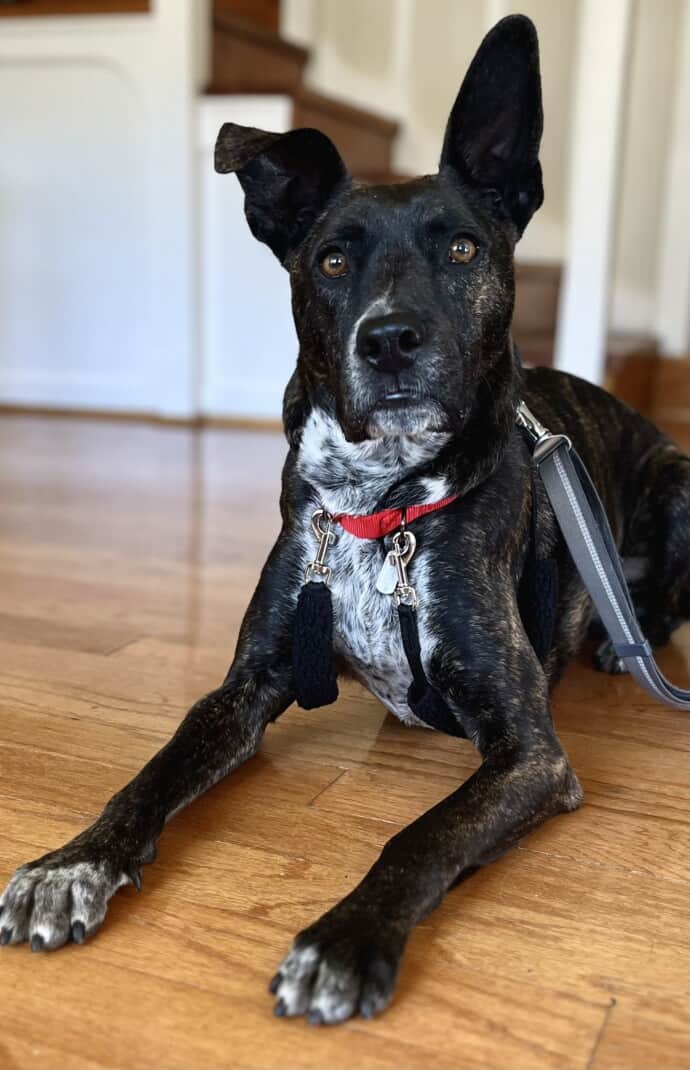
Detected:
left=517, top=401, right=690, bottom=712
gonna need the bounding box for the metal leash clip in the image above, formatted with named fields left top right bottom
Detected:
left=516, top=400, right=572, bottom=464
left=391, top=528, right=417, bottom=608
left=515, top=399, right=552, bottom=446
left=304, top=509, right=336, bottom=584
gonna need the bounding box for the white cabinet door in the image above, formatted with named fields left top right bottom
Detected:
left=0, top=7, right=200, bottom=418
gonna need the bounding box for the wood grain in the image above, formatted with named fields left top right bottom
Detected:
left=208, top=12, right=309, bottom=95
left=0, top=414, right=688, bottom=1069
left=213, top=0, right=279, bottom=34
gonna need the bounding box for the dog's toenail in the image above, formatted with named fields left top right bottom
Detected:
left=0, top=928, right=11, bottom=946
left=127, top=867, right=142, bottom=892
left=360, top=1001, right=375, bottom=1019
left=307, top=1009, right=324, bottom=1026
left=274, top=998, right=287, bottom=1017
left=30, top=934, right=45, bottom=952
left=268, top=972, right=282, bottom=994
left=71, top=921, right=86, bottom=944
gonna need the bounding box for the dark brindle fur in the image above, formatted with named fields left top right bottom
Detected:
left=2, top=15, right=689, bottom=1026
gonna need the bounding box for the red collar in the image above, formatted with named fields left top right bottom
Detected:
left=334, top=495, right=459, bottom=540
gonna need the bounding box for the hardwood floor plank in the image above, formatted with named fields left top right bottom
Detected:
left=0, top=416, right=687, bottom=1069
left=590, top=994, right=689, bottom=1070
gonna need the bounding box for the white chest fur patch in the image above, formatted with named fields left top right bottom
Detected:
left=296, top=409, right=448, bottom=727
left=332, top=530, right=429, bottom=725
left=296, top=408, right=450, bottom=515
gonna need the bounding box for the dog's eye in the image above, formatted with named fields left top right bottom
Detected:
left=448, top=237, right=477, bottom=264
left=320, top=249, right=348, bottom=278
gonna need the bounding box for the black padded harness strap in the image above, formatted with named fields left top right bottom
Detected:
left=397, top=602, right=467, bottom=737
left=292, top=581, right=339, bottom=709
left=393, top=477, right=557, bottom=736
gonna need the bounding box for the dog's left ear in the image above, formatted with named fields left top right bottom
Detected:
left=215, top=123, right=349, bottom=265
left=440, top=14, right=543, bottom=236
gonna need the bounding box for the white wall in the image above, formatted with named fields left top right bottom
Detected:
left=554, top=0, right=633, bottom=383
left=654, top=0, right=690, bottom=356
left=198, top=96, right=297, bottom=420
left=0, top=0, right=207, bottom=417
left=611, top=0, right=684, bottom=336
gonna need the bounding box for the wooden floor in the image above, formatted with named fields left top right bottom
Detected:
left=0, top=415, right=688, bottom=1070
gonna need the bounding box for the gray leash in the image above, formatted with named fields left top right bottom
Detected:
left=517, top=401, right=690, bottom=711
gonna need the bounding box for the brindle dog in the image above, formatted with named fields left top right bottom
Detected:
left=2, top=15, right=689, bottom=1025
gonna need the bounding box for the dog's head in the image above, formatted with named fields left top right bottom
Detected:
left=216, top=15, right=543, bottom=444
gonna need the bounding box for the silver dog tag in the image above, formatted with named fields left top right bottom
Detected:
left=376, top=551, right=399, bottom=594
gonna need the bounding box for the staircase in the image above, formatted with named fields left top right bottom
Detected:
left=512, top=263, right=561, bottom=367
left=207, top=9, right=399, bottom=183
left=511, top=264, right=659, bottom=388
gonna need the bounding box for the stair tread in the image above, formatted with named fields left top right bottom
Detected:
left=293, top=88, right=399, bottom=137
left=213, top=11, right=308, bottom=63
left=208, top=14, right=398, bottom=162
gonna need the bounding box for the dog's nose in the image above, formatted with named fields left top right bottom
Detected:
left=356, top=313, right=424, bottom=373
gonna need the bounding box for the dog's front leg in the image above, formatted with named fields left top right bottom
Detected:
left=271, top=638, right=583, bottom=1025
left=0, top=534, right=296, bottom=951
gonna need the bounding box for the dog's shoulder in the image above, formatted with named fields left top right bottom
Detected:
left=522, top=365, right=668, bottom=512
left=522, top=366, right=657, bottom=447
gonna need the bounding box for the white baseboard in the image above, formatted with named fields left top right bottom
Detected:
left=0, top=370, right=152, bottom=413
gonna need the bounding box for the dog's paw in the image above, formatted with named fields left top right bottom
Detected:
left=270, top=911, right=406, bottom=1024
left=592, top=638, right=628, bottom=675
left=0, top=845, right=148, bottom=951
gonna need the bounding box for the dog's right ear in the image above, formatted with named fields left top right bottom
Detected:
left=215, top=123, right=349, bottom=265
